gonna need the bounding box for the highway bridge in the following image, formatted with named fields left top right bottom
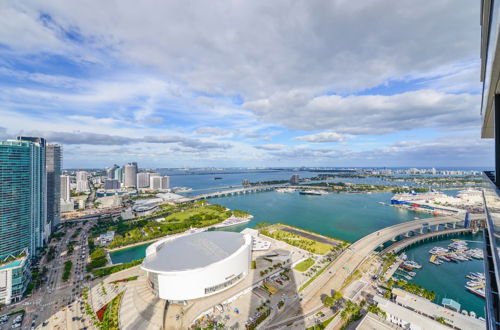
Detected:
left=173, top=184, right=337, bottom=204
left=173, top=185, right=278, bottom=203
left=277, top=214, right=484, bottom=326
left=380, top=227, right=474, bottom=254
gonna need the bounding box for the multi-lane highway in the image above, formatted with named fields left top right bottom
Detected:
left=5, top=221, right=96, bottom=329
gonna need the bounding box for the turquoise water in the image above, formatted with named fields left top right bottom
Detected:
left=400, top=233, right=485, bottom=317
left=110, top=191, right=430, bottom=261
left=109, top=190, right=484, bottom=315
left=212, top=191, right=432, bottom=241
left=109, top=242, right=151, bottom=264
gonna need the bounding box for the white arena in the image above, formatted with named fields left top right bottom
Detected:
left=141, top=231, right=252, bottom=301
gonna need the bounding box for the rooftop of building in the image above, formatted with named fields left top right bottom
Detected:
left=142, top=231, right=247, bottom=273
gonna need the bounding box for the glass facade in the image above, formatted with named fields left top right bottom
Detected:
left=0, top=255, right=30, bottom=304
left=204, top=273, right=243, bottom=295
left=0, top=141, right=34, bottom=260
left=46, top=144, right=61, bottom=231
left=0, top=139, right=45, bottom=260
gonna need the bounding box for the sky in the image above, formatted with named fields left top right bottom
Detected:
left=0, top=0, right=494, bottom=168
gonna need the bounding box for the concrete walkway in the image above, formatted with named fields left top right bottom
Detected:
left=119, top=273, right=166, bottom=330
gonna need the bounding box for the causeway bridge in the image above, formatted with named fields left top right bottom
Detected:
left=173, top=185, right=278, bottom=203
left=173, top=184, right=335, bottom=204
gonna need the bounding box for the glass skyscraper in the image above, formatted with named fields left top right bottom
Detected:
left=46, top=144, right=62, bottom=232
left=0, top=138, right=46, bottom=260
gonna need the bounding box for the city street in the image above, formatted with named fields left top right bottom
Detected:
left=1, top=220, right=95, bottom=330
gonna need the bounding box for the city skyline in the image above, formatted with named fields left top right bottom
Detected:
left=0, top=1, right=493, bottom=168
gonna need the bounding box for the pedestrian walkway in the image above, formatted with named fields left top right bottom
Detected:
left=119, top=274, right=165, bottom=330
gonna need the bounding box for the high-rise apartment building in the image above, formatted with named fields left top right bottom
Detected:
left=104, top=179, right=121, bottom=190
left=60, top=175, right=71, bottom=202
left=124, top=162, right=138, bottom=188
left=0, top=138, right=46, bottom=259
left=479, top=4, right=500, bottom=328
left=106, top=164, right=119, bottom=179
left=46, top=144, right=62, bottom=231
left=17, top=136, right=47, bottom=253
left=137, top=172, right=150, bottom=188
left=150, top=175, right=169, bottom=190
left=114, top=166, right=123, bottom=183
left=76, top=170, right=89, bottom=192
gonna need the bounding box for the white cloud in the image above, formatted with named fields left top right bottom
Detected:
left=2, top=0, right=479, bottom=96
left=294, top=132, right=350, bottom=143
left=266, top=134, right=493, bottom=167
left=245, top=89, right=480, bottom=133
left=0, top=1, right=489, bottom=167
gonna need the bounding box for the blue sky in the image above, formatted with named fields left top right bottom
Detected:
left=0, top=1, right=493, bottom=168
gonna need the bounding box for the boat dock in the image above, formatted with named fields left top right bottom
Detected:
left=384, top=259, right=404, bottom=279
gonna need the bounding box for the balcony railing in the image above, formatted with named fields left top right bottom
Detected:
left=481, top=172, right=500, bottom=329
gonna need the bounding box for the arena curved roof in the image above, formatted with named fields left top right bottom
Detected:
left=142, top=231, right=247, bottom=272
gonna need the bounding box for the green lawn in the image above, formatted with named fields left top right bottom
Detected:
left=164, top=205, right=229, bottom=222
left=261, top=229, right=333, bottom=254
left=106, top=203, right=232, bottom=248
left=294, top=258, right=315, bottom=272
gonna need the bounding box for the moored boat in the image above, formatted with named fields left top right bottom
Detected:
left=466, top=286, right=486, bottom=299
left=403, top=260, right=422, bottom=269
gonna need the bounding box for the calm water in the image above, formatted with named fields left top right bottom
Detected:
left=155, top=169, right=427, bottom=196
left=109, top=188, right=484, bottom=315
left=110, top=191, right=429, bottom=260
left=400, top=233, right=485, bottom=317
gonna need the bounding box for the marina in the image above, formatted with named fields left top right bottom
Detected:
left=399, top=233, right=485, bottom=317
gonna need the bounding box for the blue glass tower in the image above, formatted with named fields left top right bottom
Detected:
left=0, top=138, right=46, bottom=260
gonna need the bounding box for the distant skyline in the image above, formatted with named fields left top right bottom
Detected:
left=0, top=1, right=493, bottom=168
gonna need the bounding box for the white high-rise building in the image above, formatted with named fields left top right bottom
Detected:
left=76, top=171, right=89, bottom=192
left=60, top=175, right=71, bottom=202
left=137, top=172, right=151, bottom=188
left=150, top=175, right=169, bottom=190
left=123, top=163, right=138, bottom=188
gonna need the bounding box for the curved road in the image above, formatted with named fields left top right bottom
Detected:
left=269, top=214, right=466, bottom=326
